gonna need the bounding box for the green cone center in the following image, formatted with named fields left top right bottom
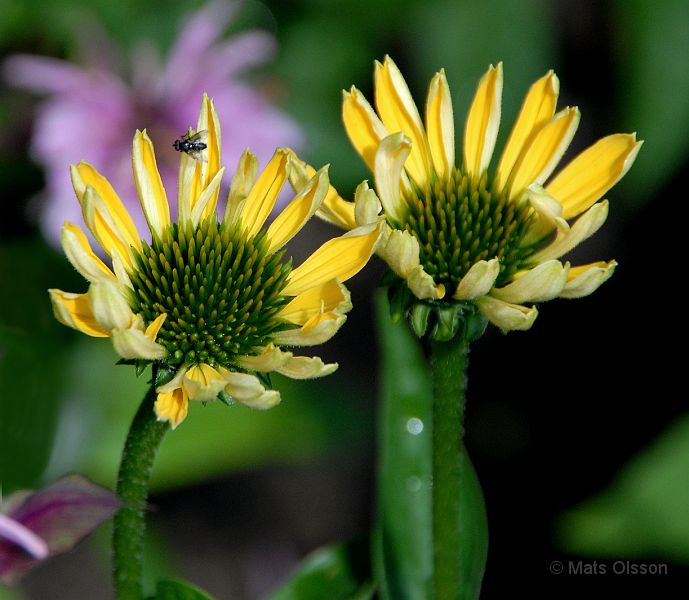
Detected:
left=400, top=168, right=536, bottom=292
left=129, top=219, right=292, bottom=368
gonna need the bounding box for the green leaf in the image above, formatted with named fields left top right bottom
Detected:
left=374, top=291, right=433, bottom=599
left=266, top=539, right=373, bottom=600
left=153, top=578, right=215, bottom=600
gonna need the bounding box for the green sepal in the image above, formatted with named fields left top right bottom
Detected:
left=154, top=363, right=178, bottom=388
left=430, top=304, right=462, bottom=342
left=387, top=283, right=413, bottom=325
left=150, top=578, right=216, bottom=599
left=410, top=303, right=432, bottom=338
left=464, top=310, right=488, bottom=344
left=217, top=390, right=235, bottom=406
left=266, top=537, right=374, bottom=600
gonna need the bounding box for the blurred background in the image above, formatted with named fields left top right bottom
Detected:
left=1, top=0, right=688, bottom=597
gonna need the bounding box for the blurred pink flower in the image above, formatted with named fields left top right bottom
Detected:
left=4, top=2, right=302, bottom=247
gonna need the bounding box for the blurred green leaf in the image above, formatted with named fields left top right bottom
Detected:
left=152, top=578, right=215, bottom=600
left=558, top=412, right=689, bottom=562
left=266, top=539, right=373, bottom=600
left=614, top=0, right=689, bottom=209
left=373, top=293, right=433, bottom=599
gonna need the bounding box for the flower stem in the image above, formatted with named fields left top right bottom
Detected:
left=430, top=335, right=474, bottom=600
left=113, top=383, right=168, bottom=600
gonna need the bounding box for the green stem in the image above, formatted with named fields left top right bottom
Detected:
left=113, top=383, right=169, bottom=600
left=430, top=336, right=468, bottom=600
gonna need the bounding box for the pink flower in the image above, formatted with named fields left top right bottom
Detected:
left=4, top=2, right=302, bottom=247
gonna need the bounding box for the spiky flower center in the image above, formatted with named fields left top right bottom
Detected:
left=400, top=168, right=536, bottom=292
left=129, top=219, right=292, bottom=368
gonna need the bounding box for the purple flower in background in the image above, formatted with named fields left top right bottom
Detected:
left=4, top=1, right=302, bottom=247
left=0, top=474, right=121, bottom=584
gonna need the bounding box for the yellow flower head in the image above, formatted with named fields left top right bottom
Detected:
left=50, top=94, right=382, bottom=428
left=290, top=57, right=641, bottom=338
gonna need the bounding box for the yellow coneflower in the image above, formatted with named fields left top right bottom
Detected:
left=50, top=94, right=381, bottom=427
left=289, top=57, right=641, bottom=337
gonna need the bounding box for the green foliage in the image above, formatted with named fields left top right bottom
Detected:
left=151, top=578, right=215, bottom=600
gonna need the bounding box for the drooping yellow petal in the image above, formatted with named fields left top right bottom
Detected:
left=61, top=222, right=116, bottom=284
left=48, top=289, right=109, bottom=337
left=224, top=149, right=258, bottom=225
left=463, top=63, right=503, bottom=179
left=155, top=389, right=188, bottom=429
left=342, top=86, right=389, bottom=172
left=287, top=150, right=356, bottom=230
left=546, top=133, right=643, bottom=219
left=71, top=162, right=141, bottom=250
left=282, top=222, right=382, bottom=296
left=240, top=149, right=289, bottom=238
left=494, top=70, right=559, bottom=191
left=266, top=166, right=329, bottom=254
left=277, top=355, right=338, bottom=379
left=476, top=295, right=538, bottom=331
left=374, top=56, right=433, bottom=187
left=378, top=228, right=420, bottom=279
left=183, top=363, right=228, bottom=402
left=406, top=265, right=445, bottom=300
left=560, top=260, right=617, bottom=299
left=507, top=107, right=580, bottom=200
left=491, top=260, right=569, bottom=304
left=425, top=69, right=455, bottom=180
left=353, top=180, right=382, bottom=226
left=278, top=279, right=352, bottom=325
left=220, top=369, right=281, bottom=409
left=272, top=312, right=347, bottom=346
left=111, top=326, right=167, bottom=360
left=453, top=258, right=500, bottom=300
left=88, top=281, right=134, bottom=331
left=132, top=129, right=170, bottom=238
left=234, top=343, right=292, bottom=372
left=374, top=132, right=412, bottom=224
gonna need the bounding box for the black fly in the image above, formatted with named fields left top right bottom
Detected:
left=173, top=129, right=208, bottom=162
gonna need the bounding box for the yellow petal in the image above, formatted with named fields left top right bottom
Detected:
left=475, top=295, right=538, bottom=331
left=155, top=389, right=188, bottom=429
left=523, top=183, right=567, bottom=243
left=267, top=165, right=329, bottom=253
left=190, top=167, right=225, bottom=226
left=287, top=150, right=356, bottom=230
left=282, top=222, right=382, bottom=296
left=453, top=258, right=500, bottom=300
left=241, top=149, right=289, bottom=238
left=342, top=86, right=389, bottom=172
left=491, top=260, right=569, bottom=304
left=425, top=69, right=455, bottom=180
left=353, top=180, right=382, bottom=226
left=374, top=132, right=412, bottom=224
left=378, top=228, right=420, bottom=279
left=406, top=265, right=445, bottom=300
left=49, top=289, right=109, bottom=337
left=272, top=312, right=347, bottom=346
left=234, top=343, right=292, bottom=372
left=132, top=129, right=170, bottom=237
left=224, top=149, right=259, bottom=225
left=196, top=93, right=222, bottom=211
left=494, top=70, right=559, bottom=191
left=507, top=107, right=580, bottom=200
left=375, top=55, right=433, bottom=187
left=177, top=131, right=199, bottom=226
left=70, top=162, right=141, bottom=250
left=277, top=355, right=338, bottom=379
left=220, top=370, right=281, bottom=409
left=463, top=63, right=503, bottom=179
left=145, top=313, right=167, bottom=341
left=278, top=279, right=352, bottom=326
left=61, top=222, right=116, bottom=284
left=546, top=134, right=643, bottom=219
left=88, top=281, right=134, bottom=331
left=183, top=363, right=228, bottom=402
left=111, top=326, right=167, bottom=360
left=560, top=260, right=617, bottom=299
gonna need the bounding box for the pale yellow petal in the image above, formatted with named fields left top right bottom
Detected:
left=61, top=222, right=116, bottom=284
left=425, top=69, right=455, bottom=180
left=157, top=367, right=188, bottom=394
left=494, top=70, right=559, bottom=191
left=190, top=167, right=225, bottom=226
left=132, top=129, right=170, bottom=237
left=272, top=312, right=347, bottom=346
left=196, top=93, right=222, bottom=208
left=342, top=86, right=389, bottom=172
left=49, top=289, right=109, bottom=337
left=375, top=55, right=433, bottom=187
left=353, top=180, right=382, bottom=226
left=278, top=280, right=352, bottom=326
left=374, top=132, right=412, bottom=224
left=155, top=389, right=189, bottom=429
left=266, top=165, right=329, bottom=253
left=177, top=131, right=198, bottom=226
left=70, top=162, right=141, bottom=250
left=491, top=260, right=569, bottom=304
left=453, top=258, right=500, bottom=300
left=463, top=63, right=503, bottom=179
left=546, top=134, right=642, bottom=219
left=145, top=313, right=167, bottom=341
left=88, top=281, right=134, bottom=331
left=378, top=228, right=420, bottom=279
left=507, top=107, right=580, bottom=200
left=241, top=149, right=289, bottom=238
left=220, top=369, right=281, bottom=409
left=475, top=295, right=538, bottom=331
left=234, top=343, right=292, bottom=372
left=277, top=356, right=338, bottom=379
left=111, top=326, right=167, bottom=360
left=406, top=265, right=445, bottom=300
left=286, top=150, right=356, bottom=230
left=282, top=222, right=382, bottom=296
left=560, top=260, right=617, bottom=299
left=224, top=149, right=259, bottom=225
left=183, top=363, right=228, bottom=402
